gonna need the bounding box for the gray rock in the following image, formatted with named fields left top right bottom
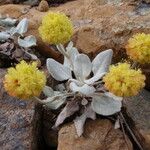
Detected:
left=0, top=69, right=42, bottom=150
left=125, top=90, right=150, bottom=150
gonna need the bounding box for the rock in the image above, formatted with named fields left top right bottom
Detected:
left=0, top=69, right=42, bottom=149
left=73, top=26, right=102, bottom=56
left=37, top=0, right=49, bottom=12
left=0, top=4, right=27, bottom=18
left=0, top=0, right=39, bottom=6
left=0, top=0, right=13, bottom=5
left=125, top=89, right=150, bottom=150
left=58, top=119, right=133, bottom=150
left=42, top=107, right=58, bottom=148
left=23, top=0, right=39, bottom=6
left=143, top=0, right=150, bottom=3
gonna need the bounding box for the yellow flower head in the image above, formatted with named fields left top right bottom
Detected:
left=4, top=61, right=46, bottom=99
left=103, top=63, right=145, bottom=97
left=39, top=12, right=73, bottom=44
left=126, top=33, right=150, bottom=64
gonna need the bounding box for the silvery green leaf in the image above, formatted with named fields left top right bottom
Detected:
left=43, top=86, right=54, bottom=97
left=54, top=91, right=62, bottom=95
left=66, top=41, right=73, bottom=51
left=56, top=44, right=66, bottom=54
left=84, top=72, right=106, bottom=85
left=85, top=49, right=113, bottom=84
left=69, top=79, right=83, bottom=86
left=74, top=105, right=96, bottom=136
left=46, top=96, right=66, bottom=110
left=13, top=18, right=28, bottom=35
left=47, top=58, right=72, bottom=81
left=55, top=84, right=66, bottom=92
left=105, top=92, right=123, bottom=101
left=92, top=49, right=113, bottom=75
left=25, top=51, right=38, bottom=60
left=81, top=98, right=88, bottom=106
left=0, top=17, right=17, bottom=26
left=18, top=35, right=36, bottom=48
left=91, top=93, right=122, bottom=116
left=0, top=32, right=10, bottom=41
left=74, top=54, right=92, bottom=81
left=64, top=47, right=79, bottom=70
left=55, top=100, right=79, bottom=127
left=9, top=27, right=16, bottom=35
left=114, top=118, right=120, bottom=129
left=69, top=82, right=95, bottom=96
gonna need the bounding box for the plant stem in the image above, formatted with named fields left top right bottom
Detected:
left=33, top=92, right=75, bottom=104
left=57, top=44, right=74, bottom=68
left=57, top=43, right=80, bottom=81
left=120, top=112, right=144, bottom=150
left=120, top=116, right=131, bottom=150
left=57, top=44, right=70, bottom=59
left=131, top=62, right=138, bottom=69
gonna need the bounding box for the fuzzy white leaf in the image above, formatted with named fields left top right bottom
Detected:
left=92, top=49, right=113, bottom=75
left=105, top=92, right=123, bottom=101
left=55, top=84, right=66, bottom=92
left=9, top=27, right=16, bottom=35
left=55, top=100, right=79, bottom=127
left=81, top=98, right=88, bottom=106
left=84, top=72, right=106, bottom=85
left=0, top=17, right=17, bottom=26
left=84, top=50, right=113, bottom=84
left=13, top=18, right=28, bottom=35
left=0, top=32, right=10, bottom=41
left=69, top=82, right=95, bottom=96
left=43, top=86, right=54, bottom=97
left=24, top=51, right=38, bottom=60
left=18, top=35, right=36, bottom=48
left=91, top=93, right=122, bottom=116
left=47, top=58, right=72, bottom=81
left=66, top=41, right=73, bottom=51
left=74, top=54, right=92, bottom=81
left=114, top=118, right=120, bottom=129
left=56, top=44, right=66, bottom=54
left=74, top=105, right=96, bottom=136
left=46, top=96, right=66, bottom=110
left=64, top=47, right=79, bottom=70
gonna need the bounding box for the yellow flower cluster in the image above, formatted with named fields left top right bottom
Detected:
left=103, top=63, right=145, bottom=97
left=39, top=12, right=73, bottom=44
left=126, top=33, right=150, bottom=64
left=4, top=61, right=46, bottom=99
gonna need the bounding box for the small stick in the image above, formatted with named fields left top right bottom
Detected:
left=120, top=112, right=144, bottom=150
left=131, top=62, right=138, bottom=69
left=119, top=116, right=131, bottom=150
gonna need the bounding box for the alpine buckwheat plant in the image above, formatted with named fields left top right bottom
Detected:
left=3, top=12, right=148, bottom=137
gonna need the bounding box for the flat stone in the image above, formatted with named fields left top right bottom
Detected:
left=57, top=119, right=133, bottom=150
left=125, top=89, right=150, bottom=150
left=0, top=69, right=42, bottom=150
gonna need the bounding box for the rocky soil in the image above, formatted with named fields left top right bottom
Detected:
left=0, top=0, right=150, bottom=150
